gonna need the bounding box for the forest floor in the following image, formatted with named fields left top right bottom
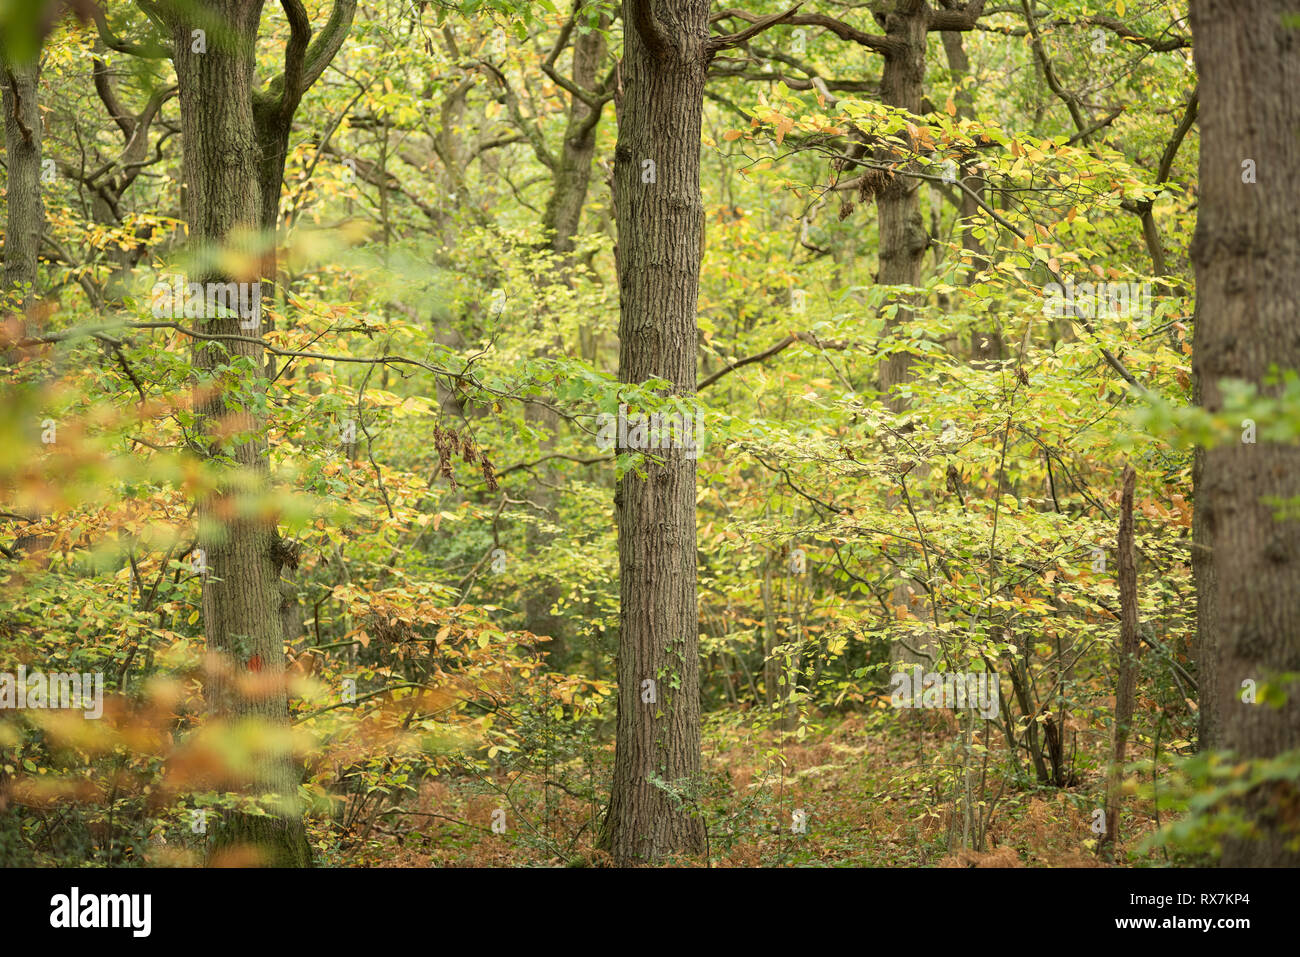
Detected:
left=346, top=710, right=1169, bottom=868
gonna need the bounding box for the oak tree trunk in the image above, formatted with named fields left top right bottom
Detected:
left=875, top=1, right=936, bottom=673
left=2, top=54, right=43, bottom=309
left=1190, top=0, right=1300, bottom=866
left=171, top=0, right=311, bottom=867
left=598, top=0, right=709, bottom=863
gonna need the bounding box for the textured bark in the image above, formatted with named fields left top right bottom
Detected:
left=542, top=19, right=608, bottom=255
left=875, top=1, right=929, bottom=401
left=250, top=1, right=355, bottom=637
left=171, top=0, right=310, bottom=867
left=253, top=1, right=356, bottom=244
left=2, top=54, right=44, bottom=309
left=1190, top=0, right=1300, bottom=866
left=875, top=2, right=935, bottom=672
left=598, top=0, right=709, bottom=863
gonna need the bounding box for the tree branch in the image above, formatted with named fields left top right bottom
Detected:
left=93, top=7, right=170, bottom=58
left=737, top=11, right=897, bottom=55
left=543, top=1, right=609, bottom=108
left=92, top=57, right=135, bottom=138
left=627, top=0, right=670, bottom=59
left=927, top=0, right=987, bottom=31
left=278, top=0, right=312, bottom=121
left=475, top=61, right=556, bottom=170
left=699, top=330, right=847, bottom=391
left=975, top=12, right=1190, bottom=52
left=258, top=0, right=356, bottom=120
left=1156, top=85, right=1197, bottom=185
left=300, top=0, right=357, bottom=91
left=706, top=3, right=805, bottom=57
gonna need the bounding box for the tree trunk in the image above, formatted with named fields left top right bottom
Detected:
left=875, top=1, right=929, bottom=399
left=1190, top=0, right=1300, bottom=866
left=598, top=0, right=709, bottom=863
left=875, top=1, right=936, bottom=673
left=2, top=54, right=44, bottom=309
left=939, top=29, right=1000, bottom=362
left=171, top=0, right=311, bottom=867
left=542, top=17, right=608, bottom=256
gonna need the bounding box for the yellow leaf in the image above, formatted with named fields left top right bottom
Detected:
left=774, top=115, right=795, bottom=145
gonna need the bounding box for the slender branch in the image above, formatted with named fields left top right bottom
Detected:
left=1065, top=107, right=1124, bottom=146
left=1021, top=0, right=1090, bottom=142
left=17, top=321, right=577, bottom=421
left=698, top=330, right=847, bottom=391
left=1155, top=86, right=1198, bottom=186
left=722, top=11, right=896, bottom=55
left=976, top=11, right=1190, bottom=51
left=495, top=452, right=610, bottom=478
left=475, top=61, right=556, bottom=170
